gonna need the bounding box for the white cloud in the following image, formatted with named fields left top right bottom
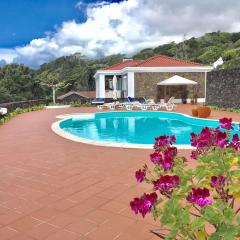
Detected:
left=11, top=0, right=240, bottom=68
left=0, top=49, right=17, bottom=64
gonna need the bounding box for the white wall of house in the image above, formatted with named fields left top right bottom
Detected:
left=95, top=77, right=99, bottom=98
left=127, top=72, right=135, bottom=98
left=96, top=74, right=105, bottom=98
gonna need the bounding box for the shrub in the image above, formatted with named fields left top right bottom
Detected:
left=0, top=105, right=45, bottom=125
left=70, top=101, right=91, bottom=107
left=208, top=105, right=240, bottom=113
left=130, top=118, right=240, bottom=239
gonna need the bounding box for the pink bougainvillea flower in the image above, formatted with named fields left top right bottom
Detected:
left=199, top=127, right=213, bottom=146
left=219, top=118, right=233, bottom=130
left=228, top=134, right=240, bottom=151
left=154, top=135, right=169, bottom=147
left=215, top=130, right=228, bottom=148
left=161, top=147, right=177, bottom=171
left=164, top=146, right=177, bottom=160
left=161, top=160, right=172, bottom=171
left=150, top=147, right=177, bottom=171
left=190, top=132, right=198, bottom=147
left=154, top=135, right=176, bottom=150
left=150, top=152, right=163, bottom=164
left=187, top=188, right=212, bottom=207
left=210, top=176, right=226, bottom=189
left=190, top=124, right=232, bottom=159
left=135, top=168, right=146, bottom=183
left=190, top=150, right=198, bottom=159
left=130, top=197, right=141, bottom=214
left=190, top=127, right=214, bottom=148
left=170, top=135, right=176, bottom=143
left=153, top=175, right=180, bottom=195
left=130, top=192, right=158, bottom=217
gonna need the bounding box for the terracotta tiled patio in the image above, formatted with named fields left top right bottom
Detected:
left=0, top=105, right=239, bottom=240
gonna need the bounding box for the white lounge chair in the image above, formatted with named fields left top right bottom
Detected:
left=126, top=98, right=159, bottom=111
left=97, top=101, right=122, bottom=110
left=0, top=107, right=7, bottom=116
left=139, top=98, right=161, bottom=111
left=161, top=97, right=175, bottom=111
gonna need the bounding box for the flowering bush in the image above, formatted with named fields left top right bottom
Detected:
left=130, top=118, right=240, bottom=239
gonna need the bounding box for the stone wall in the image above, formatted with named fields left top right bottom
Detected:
left=134, top=72, right=205, bottom=100
left=206, top=69, right=240, bottom=108
left=0, top=99, right=50, bottom=113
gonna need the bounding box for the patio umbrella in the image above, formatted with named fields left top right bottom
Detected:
left=157, top=75, right=198, bottom=86
left=157, top=75, right=198, bottom=100
left=112, top=75, right=118, bottom=100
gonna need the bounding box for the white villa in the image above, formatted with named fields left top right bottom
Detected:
left=94, top=55, right=213, bottom=103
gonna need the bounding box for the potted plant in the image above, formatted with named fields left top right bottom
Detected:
left=192, top=106, right=198, bottom=116
left=197, top=105, right=211, bottom=118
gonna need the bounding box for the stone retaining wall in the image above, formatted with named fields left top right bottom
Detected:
left=206, top=69, right=240, bottom=108
left=0, top=99, right=50, bottom=112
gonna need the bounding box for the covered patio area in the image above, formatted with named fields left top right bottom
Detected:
left=95, top=71, right=135, bottom=100
left=157, top=75, right=198, bottom=103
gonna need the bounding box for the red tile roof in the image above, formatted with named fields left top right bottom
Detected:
left=104, top=60, right=143, bottom=70
left=135, top=55, right=206, bottom=67
left=104, top=55, right=206, bottom=71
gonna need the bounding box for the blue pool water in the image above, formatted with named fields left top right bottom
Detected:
left=59, top=112, right=239, bottom=145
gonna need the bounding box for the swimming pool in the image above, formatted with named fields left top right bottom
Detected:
left=53, top=111, right=239, bottom=149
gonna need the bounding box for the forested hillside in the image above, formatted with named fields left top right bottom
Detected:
left=0, top=54, right=123, bottom=103
left=133, top=32, right=240, bottom=69
left=1, top=31, right=240, bottom=103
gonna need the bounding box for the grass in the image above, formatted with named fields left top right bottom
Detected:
left=208, top=105, right=240, bottom=113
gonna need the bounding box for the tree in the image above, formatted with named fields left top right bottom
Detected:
left=198, top=46, right=223, bottom=64
left=38, top=69, right=70, bottom=104
left=0, top=64, right=44, bottom=103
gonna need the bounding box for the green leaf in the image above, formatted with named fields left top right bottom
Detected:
left=191, top=218, right=205, bottom=230
left=203, top=205, right=223, bottom=225
left=224, top=208, right=234, bottom=224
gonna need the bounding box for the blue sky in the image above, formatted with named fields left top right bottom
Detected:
left=0, top=0, right=240, bottom=68
left=0, top=0, right=97, bottom=48
left=0, top=0, right=123, bottom=48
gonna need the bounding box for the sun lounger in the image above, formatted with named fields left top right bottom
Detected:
left=141, top=97, right=175, bottom=111
left=124, top=97, right=141, bottom=110
left=97, top=101, right=125, bottom=110
left=141, top=98, right=162, bottom=110
left=161, top=97, right=175, bottom=111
